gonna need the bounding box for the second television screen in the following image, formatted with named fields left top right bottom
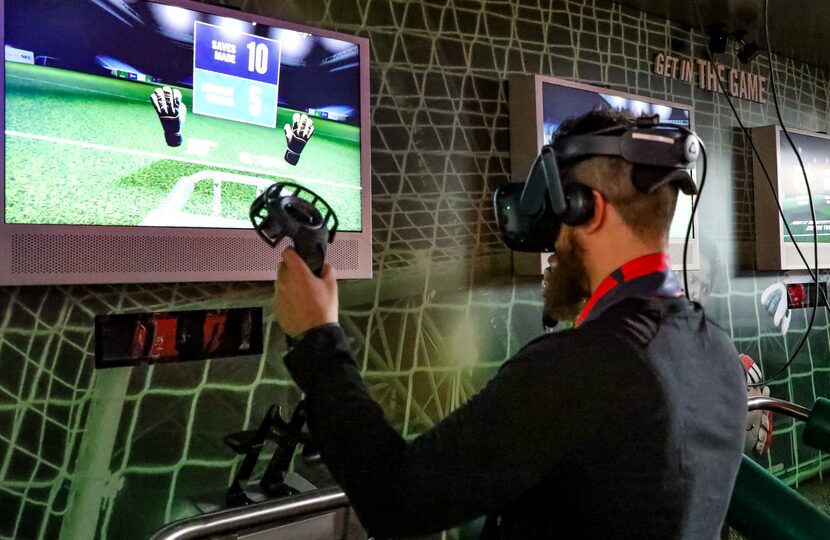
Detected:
left=542, top=81, right=693, bottom=241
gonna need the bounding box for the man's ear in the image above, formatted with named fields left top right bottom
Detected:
left=582, top=190, right=606, bottom=234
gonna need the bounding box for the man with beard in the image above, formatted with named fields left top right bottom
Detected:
left=273, top=110, right=746, bottom=539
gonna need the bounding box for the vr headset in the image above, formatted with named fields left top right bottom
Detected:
left=494, top=114, right=701, bottom=253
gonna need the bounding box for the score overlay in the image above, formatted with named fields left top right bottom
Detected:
left=192, top=22, right=282, bottom=127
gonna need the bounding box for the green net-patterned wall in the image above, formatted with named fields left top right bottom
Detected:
left=2, top=0, right=830, bottom=538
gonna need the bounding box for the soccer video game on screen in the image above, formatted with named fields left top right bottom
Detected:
left=4, top=0, right=363, bottom=231
left=778, top=131, right=830, bottom=244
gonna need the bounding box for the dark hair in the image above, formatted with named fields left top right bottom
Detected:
left=554, top=108, right=637, bottom=139
left=554, top=109, right=679, bottom=243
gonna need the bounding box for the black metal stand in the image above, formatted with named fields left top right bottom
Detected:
left=224, top=401, right=320, bottom=507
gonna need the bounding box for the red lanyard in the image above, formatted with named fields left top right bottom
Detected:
left=575, top=253, right=674, bottom=327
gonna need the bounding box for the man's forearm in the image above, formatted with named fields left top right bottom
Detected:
left=284, top=325, right=413, bottom=534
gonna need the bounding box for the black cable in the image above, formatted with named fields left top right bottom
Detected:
left=699, top=49, right=818, bottom=385
left=755, top=0, right=820, bottom=385
left=701, top=49, right=822, bottom=288
left=693, top=53, right=826, bottom=304
left=692, top=2, right=820, bottom=386
left=683, top=136, right=707, bottom=299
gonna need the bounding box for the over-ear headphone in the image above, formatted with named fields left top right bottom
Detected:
left=495, top=114, right=700, bottom=253
left=519, top=145, right=597, bottom=227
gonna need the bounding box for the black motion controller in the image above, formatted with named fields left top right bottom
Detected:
left=250, top=181, right=339, bottom=276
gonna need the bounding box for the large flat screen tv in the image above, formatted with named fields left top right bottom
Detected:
left=509, top=75, right=699, bottom=273
left=1, top=0, right=372, bottom=284
left=752, top=125, right=830, bottom=270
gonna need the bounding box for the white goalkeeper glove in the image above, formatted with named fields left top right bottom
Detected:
left=284, top=112, right=314, bottom=166
left=760, top=282, right=791, bottom=334
left=151, top=86, right=187, bottom=147
left=740, top=353, right=774, bottom=456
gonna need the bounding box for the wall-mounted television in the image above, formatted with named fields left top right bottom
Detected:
left=1, top=0, right=372, bottom=285
left=752, top=125, right=830, bottom=270
left=508, top=74, right=698, bottom=274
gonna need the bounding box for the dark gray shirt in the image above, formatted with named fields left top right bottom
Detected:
left=285, top=296, right=746, bottom=539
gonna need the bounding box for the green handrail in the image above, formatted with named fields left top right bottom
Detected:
left=726, top=397, right=830, bottom=540
left=804, top=398, right=830, bottom=454
left=727, top=455, right=830, bottom=540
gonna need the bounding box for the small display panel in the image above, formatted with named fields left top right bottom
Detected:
left=95, top=306, right=263, bottom=368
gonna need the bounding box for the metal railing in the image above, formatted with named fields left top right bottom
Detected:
left=149, top=487, right=351, bottom=540
left=728, top=396, right=830, bottom=540
left=747, top=396, right=810, bottom=421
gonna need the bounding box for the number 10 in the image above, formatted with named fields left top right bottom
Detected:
left=247, top=42, right=269, bottom=75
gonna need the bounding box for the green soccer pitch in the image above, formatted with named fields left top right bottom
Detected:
left=4, top=62, right=362, bottom=230
left=781, top=196, right=830, bottom=243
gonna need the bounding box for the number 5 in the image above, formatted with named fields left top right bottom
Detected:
left=249, top=86, right=262, bottom=117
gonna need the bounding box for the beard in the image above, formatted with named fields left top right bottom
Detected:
left=543, top=227, right=592, bottom=324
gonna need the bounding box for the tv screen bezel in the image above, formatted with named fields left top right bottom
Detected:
left=0, top=0, right=373, bottom=285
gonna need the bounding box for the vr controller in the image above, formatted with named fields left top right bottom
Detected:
left=250, top=182, right=339, bottom=276
left=495, top=115, right=700, bottom=253
left=239, top=183, right=338, bottom=504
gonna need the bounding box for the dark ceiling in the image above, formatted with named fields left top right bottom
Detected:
left=614, top=0, right=830, bottom=72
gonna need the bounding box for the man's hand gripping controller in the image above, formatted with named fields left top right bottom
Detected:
left=249, top=182, right=339, bottom=277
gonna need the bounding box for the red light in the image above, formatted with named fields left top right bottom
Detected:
left=787, top=283, right=806, bottom=308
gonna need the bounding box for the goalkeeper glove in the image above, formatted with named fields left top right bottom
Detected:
left=740, top=353, right=774, bottom=456
left=760, top=282, right=791, bottom=334
left=284, top=112, right=315, bottom=166
left=151, top=86, right=187, bottom=147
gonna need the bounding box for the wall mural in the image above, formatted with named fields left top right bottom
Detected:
left=2, top=0, right=830, bottom=539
